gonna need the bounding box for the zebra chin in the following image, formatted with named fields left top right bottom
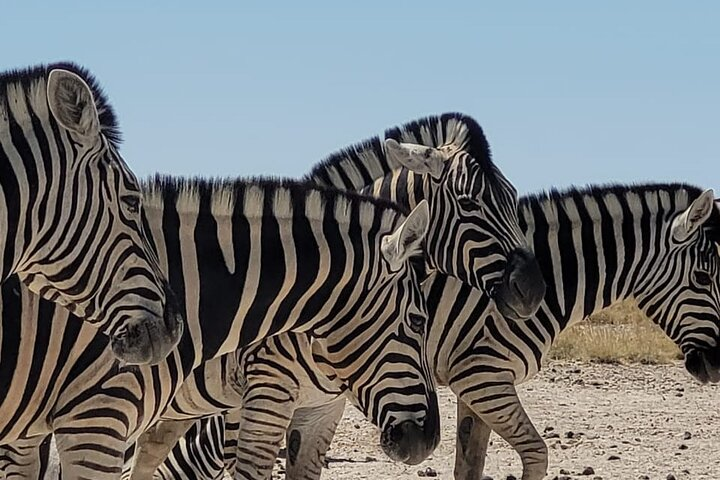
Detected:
left=492, top=247, right=546, bottom=321
left=110, top=285, right=184, bottom=365
left=379, top=396, right=440, bottom=465
left=684, top=347, right=720, bottom=384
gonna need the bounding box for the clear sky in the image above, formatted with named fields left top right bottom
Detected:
left=2, top=2, right=718, bottom=194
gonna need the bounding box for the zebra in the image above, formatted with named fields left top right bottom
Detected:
left=0, top=174, right=441, bottom=479
left=306, top=112, right=546, bottom=320
left=0, top=62, right=182, bottom=365
left=125, top=113, right=548, bottom=479
left=158, top=182, right=720, bottom=480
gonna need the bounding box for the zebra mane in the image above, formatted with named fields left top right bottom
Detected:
left=522, top=182, right=720, bottom=241
left=0, top=62, right=122, bottom=146
left=141, top=174, right=406, bottom=230
left=305, top=112, right=496, bottom=190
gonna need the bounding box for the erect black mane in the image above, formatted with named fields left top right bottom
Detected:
left=142, top=174, right=406, bottom=216
left=306, top=113, right=497, bottom=188
left=0, top=62, right=121, bottom=146
left=522, top=182, right=720, bottom=241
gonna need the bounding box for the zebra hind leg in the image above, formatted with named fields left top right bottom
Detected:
left=284, top=397, right=346, bottom=480
left=454, top=401, right=492, bottom=480
left=127, top=419, right=197, bottom=480
left=459, top=383, right=548, bottom=480
left=0, top=435, right=48, bottom=479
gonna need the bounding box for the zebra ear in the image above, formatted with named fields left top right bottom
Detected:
left=381, top=200, right=429, bottom=271
left=384, top=138, right=445, bottom=179
left=672, top=189, right=715, bottom=243
left=47, top=69, right=100, bottom=138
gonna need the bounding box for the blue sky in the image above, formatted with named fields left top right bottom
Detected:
left=2, top=2, right=718, bottom=194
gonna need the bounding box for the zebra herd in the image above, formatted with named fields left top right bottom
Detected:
left=0, top=62, right=716, bottom=480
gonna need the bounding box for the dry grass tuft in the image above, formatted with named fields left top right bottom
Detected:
left=549, top=300, right=682, bottom=364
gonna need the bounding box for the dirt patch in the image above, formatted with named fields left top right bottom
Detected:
left=290, top=361, right=719, bottom=480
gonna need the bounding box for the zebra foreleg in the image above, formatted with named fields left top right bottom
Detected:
left=284, top=397, right=346, bottom=480
left=54, top=429, right=128, bottom=480
left=231, top=397, right=294, bottom=480
left=453, top=401, right=492, bottom=480
left=0, top=435, right=48, bottom=479
left=128, top=419, right=197, bottom=480
left=458, top=383, right=547, bottom=480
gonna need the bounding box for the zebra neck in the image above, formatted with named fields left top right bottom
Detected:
left=362, top=169, right=429, bottom=212
left=521, top=187, right=695, bottom=334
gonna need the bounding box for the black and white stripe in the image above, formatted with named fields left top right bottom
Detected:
left=0, top=63, right=182, bottom=365
left=0, top=175, right=440, bottom=479
left=164, top=183, right=720, bottom=480
left=134, top=113, right=548, bottom=480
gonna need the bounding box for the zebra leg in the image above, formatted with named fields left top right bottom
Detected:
left=221, top=410, right=242, bottom=475
left=284, top=397, right=346, bottom=480
left=454, top=401, right=492, bottom=480
left=128, top=419, right=197, bottom=480
left=232, top=398, right=295, bottom=480
left=54, top=430, right=128, bottom=480
left=0, top=436, right=47, bottom=479
left=458, top=384, right=547, bottom=480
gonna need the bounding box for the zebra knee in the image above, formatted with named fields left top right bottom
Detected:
left=287, top=429, right=302, bottom=465
left=457, top=416, right=474, bottom=454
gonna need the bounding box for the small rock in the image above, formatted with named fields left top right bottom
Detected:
left=480, top=476, right=493, bottom=480
left=545, top=432, right=560, bottom=439
left=365, top=456, right=377, bottom=462
left=608, top=455, right=621, bottom=461
left=559, top=469, right=570, bottom=475
left=582, top=466, right=595, bottom=475
left=667, top=475, right=677, bottom=480
left=679, top=444, right=688, bottom=450
left=544, top=426, right=555, bottom=432
left=506, top=476, right=517, bottom=480
left=417, top=467, right=437, bottom=477
left=565, top=431, right=575, bottom=439
left=638, top=476, right=650, bottom=480
left=683, top=431, right=692, bottom=440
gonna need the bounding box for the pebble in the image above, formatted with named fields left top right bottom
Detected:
left=638, top=476, right=650, bottom=480
left=679, top=444, right=688, bottom=450
left=417, top=467, right=437, bottom=477
left=505, top=476, right=517, bottom=480
left=667, top=475, right=677, bottom=480
left=582, top=466, right=595, bottom=475
left=683, top=431, right=692, bottom=440
left=559, top=469, right=570, bottom=474
left=607, top=455, right=621, bottom=461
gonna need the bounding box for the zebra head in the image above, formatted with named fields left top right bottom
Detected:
left=634, top=188, right=720, bottom=384
left=10, top=66, right=183, bottom=365
left=311, top=201, right=440, bottom=465
left=384, top=131, right=545, bottom=322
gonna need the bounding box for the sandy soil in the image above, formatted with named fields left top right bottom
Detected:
left=275, top=360, right=720, bottom=480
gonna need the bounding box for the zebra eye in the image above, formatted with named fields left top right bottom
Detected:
left=694, top=271, right=713, bottom=286
left=458, top=196, right=481, bottom=211
left=408, top=313, right=426, bottom=333
left=121, top=195, right=141, bottom=214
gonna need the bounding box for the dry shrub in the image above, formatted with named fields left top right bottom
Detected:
left=549, top=300, right=682, bottom=364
